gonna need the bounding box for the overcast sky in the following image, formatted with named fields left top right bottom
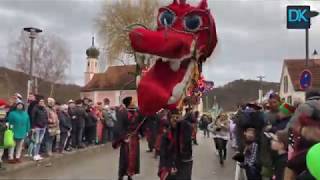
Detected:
left=0, top=0, right=319, bottom=87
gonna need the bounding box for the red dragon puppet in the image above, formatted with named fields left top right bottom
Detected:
left=129, top=0, right=217, bottom=115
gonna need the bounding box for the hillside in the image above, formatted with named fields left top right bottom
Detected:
left=0, top=67, right=81, bottom=103
left=203, top=79, right=280, bottom=111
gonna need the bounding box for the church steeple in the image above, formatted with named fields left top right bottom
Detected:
left=85, top=36, right=99, bottom=85
left=86, top=36, right=100, bottom=59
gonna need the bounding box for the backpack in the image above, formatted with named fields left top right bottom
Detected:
left=103, top=109, right=115, bottom=128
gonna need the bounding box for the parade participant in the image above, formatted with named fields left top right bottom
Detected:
left=270, top=130, right=288, bottom=180
left=143, top=114, right=158, bottom=153
left=31, top=98, right=48, bottom=161
left=95, top=102, right=104, bottom=144
left=192, top=111, right=199, bottom=145
left=113, top=96, right=143, bottom=180
left=7, top=101, right=30, bottom=163
left=209, top=113, right=229, bottom=165
left=154, top=109, right=169, bottom=158
left=199, top=114, right=211, bottom=138
left=173, top=108, right=193, bottom=180
left=158, top=109, right=179, bottom=180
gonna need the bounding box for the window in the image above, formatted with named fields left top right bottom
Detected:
left=284, top=75, right=288, bottom=93
left=287, top=96, right=292, bottom=105
left=87, top=62, right=90, bottom=67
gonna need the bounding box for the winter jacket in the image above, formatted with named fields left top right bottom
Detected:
left=58, top=111, right=72, bottom=133
left=7, top=109, right=30, bottom=139
left=31, top=105, right=48, bottom=128
left=209, top=115, right=230, bottom=140
left=273, top=153, right=287, bottom=180
left=47, top=107, right=60, bottom=136
left=85, top=110, right=97, bottom=127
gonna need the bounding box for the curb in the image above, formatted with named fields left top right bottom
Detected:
left=0, top=144, right=108, bottom=174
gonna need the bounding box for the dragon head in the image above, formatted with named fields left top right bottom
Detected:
left=129, top=0, right=217, bottom=115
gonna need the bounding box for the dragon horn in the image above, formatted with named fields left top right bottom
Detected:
left=198, top=0, right=208, bottom=9
left=172, top=0, right=178, bottom=4
left=179, top=0, right=186, bottom=5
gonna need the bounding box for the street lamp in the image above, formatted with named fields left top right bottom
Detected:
left=23, top=27, right=42, bottom=97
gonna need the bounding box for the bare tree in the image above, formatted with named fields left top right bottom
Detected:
left=96, top=0, right=160, bottom=65
left=9, top=31, right=71, bottom=95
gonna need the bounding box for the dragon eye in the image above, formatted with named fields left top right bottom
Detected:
left=159, top=10, right=175, bottom=27
left=184, top=15, right=202, bottom=32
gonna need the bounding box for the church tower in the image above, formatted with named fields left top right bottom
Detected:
left=85, top=36, right=100, bottom=85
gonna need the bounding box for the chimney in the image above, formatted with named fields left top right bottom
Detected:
left=312, top=49, right=320, bottom=66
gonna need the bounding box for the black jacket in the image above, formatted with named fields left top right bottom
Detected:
left=72, top=106, right=87, bottom=128
left=176, top=120, right=193, bottom=161
left=273, top=153, right=287, bottom=180
left=31, top=105, right=48, bottom=128
left=159, top=130, right=176, bottom=168
left=85, top=111, right=97, bottom=127
left=58, top=111, right=72, bottom=133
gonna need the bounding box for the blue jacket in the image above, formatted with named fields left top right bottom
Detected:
left=8, top=110, right=30, bottom=139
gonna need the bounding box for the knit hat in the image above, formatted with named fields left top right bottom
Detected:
left=269, top=93, right=281, bottom=102
left=279, top=103, right=295, bottom=116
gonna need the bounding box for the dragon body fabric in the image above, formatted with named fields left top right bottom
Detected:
left=129, top=0, right=217, bottom=115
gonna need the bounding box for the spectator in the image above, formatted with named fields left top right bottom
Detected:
left=102, top=98, right=115, bottom=142
left=95, top=102, right=104, bottom=144
left=0, top=100, right=8, bottom=169
left=85, top=102, right=97, bottom=145
left=45, top=98, right=60, bottom=156
left=31, top=98, right=48, bottom=161
left=270, top=130, right=288, bottom=180
left=7, top=101, right=30, bottom=163
left=58, top=104, right=72, bottom=153
left=71, top=99, right=86, bottom=149
left=261, top=94, right=281, bottom=179
left=65, top=100, right=76, bottom=151
left=269, top=103, right=295, bottom=133
left=243, top=126, right=261, bottom=180
left=286, top=89, right=320, bottom=131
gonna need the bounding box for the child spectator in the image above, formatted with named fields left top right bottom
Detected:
left=243, top=126, right=261, bottom=180
left=270, top=130, right=288, bottom=180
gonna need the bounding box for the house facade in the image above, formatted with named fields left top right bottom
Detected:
left=280, top=59, right=320, bottom=105
left=81, top=65, right=137, bottom=106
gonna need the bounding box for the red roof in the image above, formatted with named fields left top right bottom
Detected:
left=283, top=59, right=320, bottom=91
left=81, top=65, right=137, bottom=92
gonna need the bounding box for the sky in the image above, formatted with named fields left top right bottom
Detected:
left=0, top=0, right=320, bottom=87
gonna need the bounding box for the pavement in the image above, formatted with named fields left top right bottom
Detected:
left=0, top=135, right=236, bottom=180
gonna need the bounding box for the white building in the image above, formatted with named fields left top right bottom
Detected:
left=279, top=59, right=320, bottom=105
left=81, top=37, right=137, bottom=105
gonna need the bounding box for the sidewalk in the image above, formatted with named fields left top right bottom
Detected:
left=0, top=144, right=108, bottom=174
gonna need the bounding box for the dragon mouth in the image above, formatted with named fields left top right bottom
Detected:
left=135, top=51, right=196, bottom=115
left=129, top=28, right=197, bottom=115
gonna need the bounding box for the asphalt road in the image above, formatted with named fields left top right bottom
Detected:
left=1, top=134, right=236, bottom=180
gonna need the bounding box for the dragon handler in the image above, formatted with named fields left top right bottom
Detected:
left=112, top=97, right=144, bottom=180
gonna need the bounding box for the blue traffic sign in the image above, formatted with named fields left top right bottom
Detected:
left=300, top=69, right=312, bottom=90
